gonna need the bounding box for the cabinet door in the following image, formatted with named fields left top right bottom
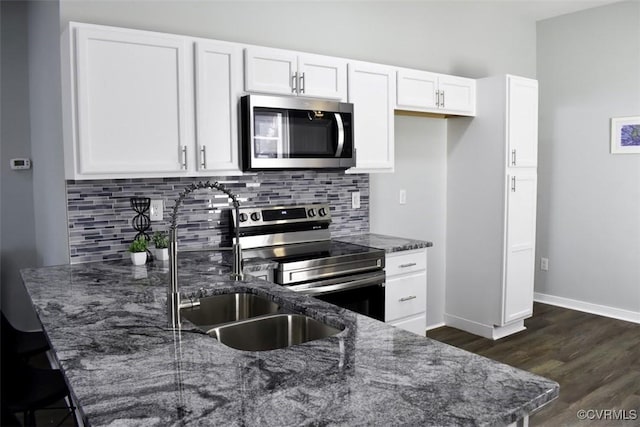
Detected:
left=396, top=69, right=438, bottom=110
left=502, top=171, right=537, bottom=324
left=298, top=54, right=347, bottom=100
left=195, top=41, right=242, bottom=174
left=507, top=76, right=538, bottom=168
left=75, top=27, right=189, bottom=174
left=438, top=75, right=476, bottom=116
left=244, top=47, right=297, bottom=95
left=385, top=272, right=427, bottom=322
left=347, top=62, right=395, bottom=172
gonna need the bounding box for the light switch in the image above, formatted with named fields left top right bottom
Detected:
left=399, top=189, right=407, bottom=205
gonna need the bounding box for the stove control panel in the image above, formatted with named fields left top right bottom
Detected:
left=234, top=203, right=331, bottom=228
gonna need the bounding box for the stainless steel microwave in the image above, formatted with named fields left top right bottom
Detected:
left=241, top=95, right=355, bottom=171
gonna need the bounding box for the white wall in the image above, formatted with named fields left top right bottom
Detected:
left=59, top=0, right=538, bottom=328
left=536, top=1, right=640, bottom=319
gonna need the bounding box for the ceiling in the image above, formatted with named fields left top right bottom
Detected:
left=482, top=0, right=624, bottom=21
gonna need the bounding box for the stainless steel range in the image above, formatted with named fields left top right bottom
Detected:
left=232, top=203, right=386, bottom=321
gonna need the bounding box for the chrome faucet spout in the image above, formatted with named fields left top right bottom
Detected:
left=168, top=181, right=243, bottom=329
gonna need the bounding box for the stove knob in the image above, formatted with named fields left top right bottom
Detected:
left=307, top=208, right=316, bottom=217
left=318, top=207, right=327, bottom=217
left=250, top=212, right=261, bottom=221
left=238, top=213, right=248, bottom=222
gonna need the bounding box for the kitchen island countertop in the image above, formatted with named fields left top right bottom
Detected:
left=21, top=253, right=558, bottom=426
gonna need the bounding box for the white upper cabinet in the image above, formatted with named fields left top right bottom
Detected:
left=397, top=69, right=476, bottom=116
left=62, top=23, right=245, bottom=179
left=194, top=40, right=242, bottom=175
left=347, top=61, right=395, bottom=173
left=244, top=47, right=347, bottom=100
left=507, top=76, right=538, bottom=168
left=69, top=25, right=191, bottom=177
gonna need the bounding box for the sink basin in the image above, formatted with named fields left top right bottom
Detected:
left=209, top=314, right=343, bottom=351
left=181, top=293, right=280, bottom=331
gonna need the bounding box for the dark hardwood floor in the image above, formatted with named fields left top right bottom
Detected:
left=427, top=303, right=640, bottom=426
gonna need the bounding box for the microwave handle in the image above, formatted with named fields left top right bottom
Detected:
left=334, top=113, right=345, bottom=157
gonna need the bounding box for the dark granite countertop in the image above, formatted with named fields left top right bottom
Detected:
left=21, top=253, right=557, bottom=426
left=336, top=233, right=433, bottom=253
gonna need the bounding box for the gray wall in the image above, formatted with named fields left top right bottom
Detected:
left=59, top=0, right=538, bottom=328
left=536, top=1, right=640, bottom=314
left=1, top=1, right=38, bottom=328
left=1, top=0, right=67, bottom=329
left=370, top=116, right=449, bottom=327
left=28, top=0, right=70, bottom=268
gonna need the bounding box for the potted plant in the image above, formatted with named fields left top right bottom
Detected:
left=152, top=231, right=169, bottom=261
left=128, top=236, right=148, bottom=265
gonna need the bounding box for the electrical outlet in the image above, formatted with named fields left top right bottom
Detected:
left=399, top=189, right=407, bottom=205
left=150, top=199, right=164, bottom=221
left=540, top=257, right=549, bottom=271
left=352, top=191, right=361, bottom=209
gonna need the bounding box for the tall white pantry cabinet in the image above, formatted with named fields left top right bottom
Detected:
left=445, top=75, right=538, bottom=340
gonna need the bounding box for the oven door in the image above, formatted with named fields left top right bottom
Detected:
left=288, top=270, right=385, bottom=321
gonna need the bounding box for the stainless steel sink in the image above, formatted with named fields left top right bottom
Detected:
left=181, top=293, right=280, bottom=331
left=209, top=313, right=342, bottom=351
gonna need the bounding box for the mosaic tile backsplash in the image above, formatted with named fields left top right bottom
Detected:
left=67, top=171, right=369, bottom=263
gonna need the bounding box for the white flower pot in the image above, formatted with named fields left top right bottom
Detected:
left=155, top=248, right=169, bottom=261
left=130, top=252, right=147, bottom=266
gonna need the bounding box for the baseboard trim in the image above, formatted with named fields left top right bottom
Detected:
left=443, top=314, right=526, bottom=340
left=426, top=322, right=446, bottom=331
left=534, top=292, right=640, bottom=324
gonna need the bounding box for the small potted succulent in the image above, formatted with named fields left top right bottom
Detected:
left=152, top=231, right=169, bottom=261
left=128, top=236, right=148, bottom=265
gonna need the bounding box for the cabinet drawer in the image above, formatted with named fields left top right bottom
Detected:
left=389, top=314, right=426, bottom=336
left=385, top=249, right=427, bottom=276
left=385, top=272, right=426, bottom=321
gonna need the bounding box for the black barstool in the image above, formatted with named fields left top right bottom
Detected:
left=1, top=312, right=78, bottom=426
left=1, top=311, right=50, bottom=360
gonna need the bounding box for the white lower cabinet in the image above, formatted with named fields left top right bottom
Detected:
left=385, top=249, right=427, bottom=335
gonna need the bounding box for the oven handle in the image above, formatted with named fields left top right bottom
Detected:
left=289, top=271, right=385, bottom=296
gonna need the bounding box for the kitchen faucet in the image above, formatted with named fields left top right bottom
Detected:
left=167, top=181, right=243, bottom=329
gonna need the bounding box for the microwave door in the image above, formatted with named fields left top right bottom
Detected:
left=253, top=110, right=289, bottom=159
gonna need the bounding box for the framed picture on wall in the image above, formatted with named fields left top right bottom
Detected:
left=611, top=116, right=640, bottom=154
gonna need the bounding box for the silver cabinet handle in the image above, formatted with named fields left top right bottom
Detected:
left=511, top=176, right=516, bottom=192
left=181, top=146, right=187, bottom=170
left=200, top=145, right=207, bottom=169
left=399, top=295, right=417, bottom=302
left=441, top=90, right=445, bottom=108
left=299, top=72, right=305, bottom=94
left=291, top=72, right=298, bottom=93
left=399, top=263, right=417, bottom=268
left=435, top=90, right=440, bottom=107
left=511, top=149, right=517, bottom=166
